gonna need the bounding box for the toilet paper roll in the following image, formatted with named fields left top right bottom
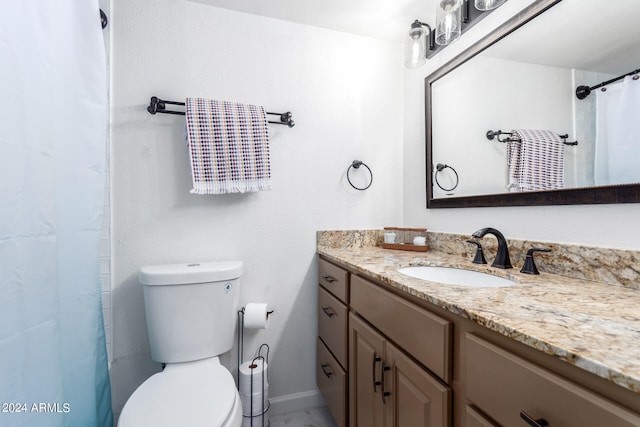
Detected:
left=239, top=360, right=268, bottom=396
left=240, top=385, right=269, bottom=403
left=243, top=303, right=270, bottom=329
left=242, top=413, right=269, bottom=427
left=240, top=388, right=269, bottom=416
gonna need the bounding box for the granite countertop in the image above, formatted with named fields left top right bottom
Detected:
left=317, top=244, right=640, bottom=394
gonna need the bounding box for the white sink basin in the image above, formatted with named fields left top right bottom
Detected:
left=398, top=266, right=515, bottom=288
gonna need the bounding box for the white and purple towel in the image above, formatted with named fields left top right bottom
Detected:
left=185, top=98, right=271, bottom=194
left=507, top=129, right=565, bottom=192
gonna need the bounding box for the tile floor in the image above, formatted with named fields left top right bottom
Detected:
left=268, top=407, right=337, bottom=427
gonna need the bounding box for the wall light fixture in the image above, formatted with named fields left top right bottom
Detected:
left=436, top=0, right=463, bottom=46
left=405, top=0, right=508, bottom=67
left=405, top=20, right=435, bottom=68
left=475, top=0, right=507, bottom=11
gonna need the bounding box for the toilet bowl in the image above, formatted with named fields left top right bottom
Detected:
left=118, top=261, right=244, bottom=427
left=118, top=358, right=242, bottom=427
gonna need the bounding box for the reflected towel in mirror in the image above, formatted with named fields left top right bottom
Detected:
left=507, top=129, right=564, bottom=192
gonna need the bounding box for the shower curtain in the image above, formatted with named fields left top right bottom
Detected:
left=0, top=1, right=113, bottom=427
left=594, top=75, right=640, bottom=186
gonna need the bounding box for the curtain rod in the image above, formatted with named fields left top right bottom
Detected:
left=146, top=96, right=295, bottom=127
left=575, top=68, right=640, bottom=99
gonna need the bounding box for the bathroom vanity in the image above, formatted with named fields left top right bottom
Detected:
left=315, top=230, right=640, bottom=427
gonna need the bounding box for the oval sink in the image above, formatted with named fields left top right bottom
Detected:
left=398, top=266, right=515, bottom=288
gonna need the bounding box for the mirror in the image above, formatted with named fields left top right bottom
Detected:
left=426, top=0, right=640, bottom=208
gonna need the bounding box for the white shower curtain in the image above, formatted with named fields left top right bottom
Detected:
left=594, top=75, right=640, bottom=186
left=0, top=1, right=113, bottom=426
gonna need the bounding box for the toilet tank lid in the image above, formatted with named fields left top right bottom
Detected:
left=140, top=261, right=243, bottom=286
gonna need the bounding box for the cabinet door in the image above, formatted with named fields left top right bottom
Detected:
left=351, top=274, right=452, bottom=383
left=466, top=333, right=640, bottom=427
left=317, top=338, right=347, bottom=427
left=349, top=313, right=386, bottom=427
left=318, top=257, right=349, bottom=303
left=385, top=342, right=451, bottom=427
left=318, top=286, right=348, bottom=369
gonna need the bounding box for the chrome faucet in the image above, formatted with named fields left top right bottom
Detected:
left=471, top=227, right=512, bottom=269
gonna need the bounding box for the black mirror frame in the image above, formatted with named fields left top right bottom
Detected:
left=425, top=0, right=640, bottom=208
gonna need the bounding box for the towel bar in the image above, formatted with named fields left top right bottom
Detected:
left=486, top=130, right=577, bottom=146
left=147, top=96, right=295, bottom=127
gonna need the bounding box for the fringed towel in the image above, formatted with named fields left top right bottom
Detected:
left=507, top=129, right=565, bottom=192
left=185, top=98, right=271, bottom=194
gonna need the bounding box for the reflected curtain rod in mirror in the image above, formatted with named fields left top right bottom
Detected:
left=425, top=0, right=640, bottom=208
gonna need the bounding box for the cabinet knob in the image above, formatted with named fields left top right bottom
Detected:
left=520, top=410, right=549, bottom=427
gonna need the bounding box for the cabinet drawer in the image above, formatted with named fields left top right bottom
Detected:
left=350, top=275, right=452, bottom=382
left=466, top=333, right=640, bottom=427
left=318, top=286, right=348, bottom=369
left=317, top=337, right=347, bottom=427
left=466, top=406, right=498, bottom=427
left=318, top=257, right=349, bottom=303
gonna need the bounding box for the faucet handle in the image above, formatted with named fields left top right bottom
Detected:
left=465, top=240, right=487, bottom=264
left=520, top=248, right=551, bottom=275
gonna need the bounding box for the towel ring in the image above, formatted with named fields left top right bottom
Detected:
left=435, top=163, right=459, bottom=192
left=347, top=160, right=373, bottom=191
left=100, top=9, right=108, bottom=29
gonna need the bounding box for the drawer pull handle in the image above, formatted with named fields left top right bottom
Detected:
left=321, top=306, right=336, bottom=318
left=372, top=352, right=382, bottom=392
left=320, top=363, right=333, bottom=378
left=381, top=365, right=391, bottom=404
left=520, top=410, right=549, bottom=427
left=322, top=275, right=337, bottom=283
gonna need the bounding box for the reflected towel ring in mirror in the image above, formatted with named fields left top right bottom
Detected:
left=100, top=9, right=108, bottom=29
left=435, top=163, right=459, bottom=193
left=347, top=160, right=373, bottom=191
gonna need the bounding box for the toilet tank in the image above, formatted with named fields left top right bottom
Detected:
left=139, top=261, right=243, bottom=363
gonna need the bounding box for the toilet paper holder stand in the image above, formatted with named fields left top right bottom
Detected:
left=237, top=307, right=272, bottom=425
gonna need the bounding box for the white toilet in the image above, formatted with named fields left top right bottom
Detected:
left=118, top=261, right=244, bottom=427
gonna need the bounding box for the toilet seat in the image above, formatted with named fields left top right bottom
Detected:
left=118, top=358, right=239, bottom=427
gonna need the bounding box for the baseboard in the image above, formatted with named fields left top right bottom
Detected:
left=268, top=389, right=326, bottom=416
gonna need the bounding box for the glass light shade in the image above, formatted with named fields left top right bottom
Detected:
left=475, top=0, right=507, bottom=11
left=405, top=26, right=427, bottom=68
left=436, top=0, right=462, bottom=46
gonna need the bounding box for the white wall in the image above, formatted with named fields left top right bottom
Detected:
left=110, top=0, right=403, bottom=416
left=403, top=0, right=640, bottom=249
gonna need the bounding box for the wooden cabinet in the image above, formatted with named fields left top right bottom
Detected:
left=318, top=258, right=452, bottom=427
left=349, top=313, right=451, bottom=427
left=350, top=275, right=452, bottom=383
left=384, top=333, right=451, bottom=427
left=317, top=257, right=350, bottom=427
left=317, top=255, right=640, bottom=427
left=349, top=313, right=386, bottom=427
left=349, top=272, right=452, bottom=427
left=465, top=333, right=640, bottom=427
left=317, top=337, right=348, bottom=427
left=318, top=286, right=348, bottom=368
left=318, top=257, right=349, bottom=303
